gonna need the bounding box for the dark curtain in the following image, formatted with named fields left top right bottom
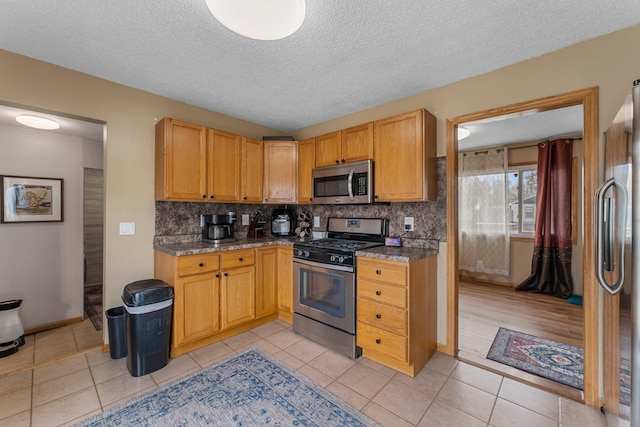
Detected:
left=516, top=139, right=573, bottom=298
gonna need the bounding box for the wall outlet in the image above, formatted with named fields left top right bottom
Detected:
left=313, top=216, right=320, bottom=228
left=404, top=217, right=414, bottom=232
left=119, top=222, right=135, bottom=235
left=242, top=214, right=250, bottom=225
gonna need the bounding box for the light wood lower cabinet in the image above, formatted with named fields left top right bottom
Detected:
left=256, top=248, right=279, bottom=318
left=154, top=246, right=293, bottom=357
left=356, top=255, right=437, bottom=376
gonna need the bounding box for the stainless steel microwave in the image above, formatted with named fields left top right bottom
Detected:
left=312, top=159, right=373, bottom=204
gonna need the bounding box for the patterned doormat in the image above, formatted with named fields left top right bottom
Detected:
left=75, top=348, right=379, bottom=426
left=487, top=327, right=630, bottom=405
left=84, top=285, right=103, bottom=331
left=487, top=327, right=583, bottom=389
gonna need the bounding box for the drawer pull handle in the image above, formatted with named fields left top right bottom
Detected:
left=375, top=290, right=381, bottom=296
left=376, top=270, right=381, bottom=274
left=375, top=314, right=381, bottom=319
left=375, top=339, right=381, bottom=344
left=239, top=257, right=243, bottom=261
left=199, top=263, right=204, bottom=267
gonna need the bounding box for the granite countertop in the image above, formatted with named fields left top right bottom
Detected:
left=155, top=236, right=439, bottom=261
left=154, top=236, right=306, bottom=256
left=355, top=245, right=438, bottom=263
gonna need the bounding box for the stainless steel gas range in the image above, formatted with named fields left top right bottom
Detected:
left=292, top=217, right=388, bottom=358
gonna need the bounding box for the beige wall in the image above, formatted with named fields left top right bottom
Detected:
left=1, top=23, right=639, bottom=345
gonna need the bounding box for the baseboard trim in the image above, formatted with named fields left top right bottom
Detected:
left=24, top=316, right=83, bottom=335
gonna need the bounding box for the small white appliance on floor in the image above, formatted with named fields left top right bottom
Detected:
left=0, top=299, right=25, bottom=358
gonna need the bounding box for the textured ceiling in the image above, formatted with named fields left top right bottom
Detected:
left=1, top=1, right=639, bottom=132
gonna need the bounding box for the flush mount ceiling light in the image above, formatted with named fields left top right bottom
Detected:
left=457, top=127, right=471, bottom=140
left=205, top=0, right=305, bottom=41
left=15, top=115, right=60, bottom=130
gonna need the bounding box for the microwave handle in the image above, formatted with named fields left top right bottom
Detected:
left=347, top=167, right=355, bottom=201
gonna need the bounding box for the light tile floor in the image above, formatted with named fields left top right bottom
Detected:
left=0, top=319, right=616, bottom=427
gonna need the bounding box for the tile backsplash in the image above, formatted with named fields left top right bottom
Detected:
left=155, top=157, right=446, bottom=248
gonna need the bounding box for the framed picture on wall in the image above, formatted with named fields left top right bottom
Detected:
left=1, top=175, right=64, bottom=223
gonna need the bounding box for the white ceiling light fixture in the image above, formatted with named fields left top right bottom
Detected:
left=205, top=0, right=305, bottom=41
left=15, top=115, right=60, bottom=130
left=457, top=127, right=470, bottom=140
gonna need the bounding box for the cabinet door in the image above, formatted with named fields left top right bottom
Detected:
left=174, top=273, right=220, bottom=345
left=277, top=247, right=293, bottom=315
left=207, top=128, right=241, bottom=202
left=241, top=137, right=263, bottom=202
left=315, top=131, right=342, bottom=166
left=256, top=248, right=278, bottom=318
left=221, top=266, right=256, bottom=329
left=297, top=138, right=315, bottom=204
left=155, top=118, right=207, bottom=201
left=374, top=109, right=436, bottom=201
left=263, top=141, right=297, bottom=203
left=342, top=122, right=373, bottom=163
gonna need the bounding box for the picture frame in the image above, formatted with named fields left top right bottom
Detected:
left=1, top=175, right=64, bottom=223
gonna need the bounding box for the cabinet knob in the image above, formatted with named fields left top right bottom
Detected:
left=375, top=314, right=381, bottom=319
left=341, top=159, right=345, bottom=163
left=239, top=257, right=244, bottom=261
left=375, top=195, right=379, bottom=199
left=243, top=196, right=247, bottom=200
left=376, top=270, right=381, bottom=274
left=335, top=160, right=340, bottom=164
left=224, top=272, right=228, bottom=277
left=216, top=273, right=220, bottom=278
left=376, top=290, right=381, bottom=296
left=309, top=198, right=312, bottom=202
left=375, top=339, right=381, bottom=344
left=198, top=263, right=204, bottom=267
left=202, top=195, right=206, bottom=199
left=210, top=195, right=215, bottom=199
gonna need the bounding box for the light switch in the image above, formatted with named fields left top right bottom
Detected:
left=313, top=216, right=320, bottom=228
left=119, top=222, right=135, bottom=235
left=404, top=217, right=414, bottom=232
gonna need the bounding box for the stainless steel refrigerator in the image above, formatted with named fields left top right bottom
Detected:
left=595, top=79, right=640, bottom=426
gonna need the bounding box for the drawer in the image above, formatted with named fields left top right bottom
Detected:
left=358, top=260, right=407, bottom=286
left=221, top=250, right=255, bottom=269
left=358, top=279, right=407, bottom=309
left=357, top=322, right=407, bottom=362
left=357, top=298, right=407, bottom=335
left=177, top=254, right=220, bottom=276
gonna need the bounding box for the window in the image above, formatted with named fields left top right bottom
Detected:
left=508, top=165, right=537, bottom=235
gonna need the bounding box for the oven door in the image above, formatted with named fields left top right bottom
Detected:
left=293, top=258, right=355, bottom=333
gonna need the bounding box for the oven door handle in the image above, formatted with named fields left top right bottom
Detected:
left=293, top=257, right=354, bottom=273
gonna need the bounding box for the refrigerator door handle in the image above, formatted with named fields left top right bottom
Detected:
left=595, top=177, right=628, bottom=295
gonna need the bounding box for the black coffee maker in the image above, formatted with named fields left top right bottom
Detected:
left=202, top=212, right=237, bottom=244
left=270, top=208, right=295, bottom=236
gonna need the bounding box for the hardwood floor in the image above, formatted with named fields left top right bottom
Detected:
left=458, top=278, right=585, bottom=401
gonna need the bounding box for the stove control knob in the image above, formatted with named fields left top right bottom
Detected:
left=297, top=249, right=310, bottom=257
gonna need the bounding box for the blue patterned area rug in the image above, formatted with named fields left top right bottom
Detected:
left=487, top=327, right=584, bottom=389
left=76, top=348, right=379, bottom=426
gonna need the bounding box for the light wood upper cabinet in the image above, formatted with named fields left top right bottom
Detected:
left=315, top=131, right=342, bottom=167
left=373, top=109, right=436, bottom=202
left=207, top=129, right=241, bottom=202
left=241, top=137, right=263, bottom=202
left=263, top=141, right=297, bottom=204
left=297, top=138, right=315, bottom=204
left=315, top=124, right=373, bottom=167
left=155, top=118, right=208, bottom=201
left=341, top=122, right=374, bottom=163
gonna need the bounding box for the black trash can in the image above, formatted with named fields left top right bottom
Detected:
left=105, top=306, right=127, bottom=359
left=122, top=279, right=173, bottom=377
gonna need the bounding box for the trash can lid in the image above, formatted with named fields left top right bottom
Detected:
left=122, top=279, right=173, bottom=307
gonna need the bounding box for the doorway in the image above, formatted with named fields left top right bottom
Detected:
left=445, top=87, right=600, bottom=405
left=83, top=168, right=104, bottom=331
